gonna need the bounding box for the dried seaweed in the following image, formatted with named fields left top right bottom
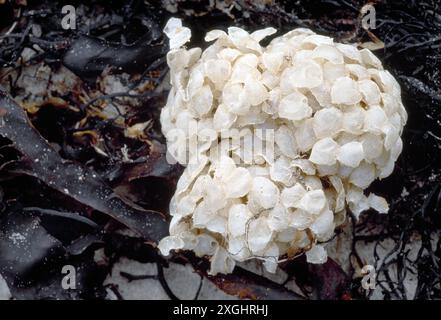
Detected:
left=63, top=35, right=165, bottom=82
left=0, top=91, right=169, bottom=242
left=0, top=0, right=440, bottom=300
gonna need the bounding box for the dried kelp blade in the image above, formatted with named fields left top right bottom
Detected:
left=0, top=208, right=104, bottom=299
left=0, top=91, right=169, bottom=243
left=63, top=35, right=165, bottom=81
left=0, top=210, right=64, bottom=285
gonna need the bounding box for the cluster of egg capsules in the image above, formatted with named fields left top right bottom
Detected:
left=158, top=19, right=407, bottom=275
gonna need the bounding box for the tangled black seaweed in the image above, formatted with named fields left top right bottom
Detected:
left=0, top=0, right=440, bottom=300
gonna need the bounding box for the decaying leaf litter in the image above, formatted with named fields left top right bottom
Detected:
left=0, top=0, right=440, bottom=300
